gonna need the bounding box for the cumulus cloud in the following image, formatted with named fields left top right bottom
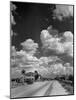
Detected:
left=11, top=40, right=39, bottom=68
left=11, top=3, right=73, bottom=77
left=41, top=29, right=73, bottom=57
left=21, top=39, right=38, bottom=56
left=11, top=46, right=73, bottom=76
left=39, top=56, right=61, bottom=66
left=40, top=30, right=52, bottom=47
left=11, top=32, right=73, bottom=76
left=47, top=25, right=59, bottom=36
left=16, top=50, right=39, bottom=64
left=48, top=62, right=73, bottom=76
left=63, top=31, right=73, bottom=42
left=11, top=45, right=62, bottom=73
left=53, top=5, right=73, bottom=20
left=11, top=49, right=37, bottom=68
left=49, top=63, right=65, bottom=74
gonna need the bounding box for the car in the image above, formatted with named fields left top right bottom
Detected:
left=24, top=72, right=35, bottom=84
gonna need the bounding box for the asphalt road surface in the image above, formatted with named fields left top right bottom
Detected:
left=11, top=80, right=69, bottom=98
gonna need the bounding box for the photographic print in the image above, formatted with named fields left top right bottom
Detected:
left=10, top=1, right=74, bottom=99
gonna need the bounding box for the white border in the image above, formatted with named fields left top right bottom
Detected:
left=0, top=0, right=75, bottom=100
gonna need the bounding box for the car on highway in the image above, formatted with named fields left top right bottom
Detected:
left=24, top=72, right=35, bottom=84
left=21, top=70, right=40, bottom=84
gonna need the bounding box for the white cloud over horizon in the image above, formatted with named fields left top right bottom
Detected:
left=11, top=45, right=73, bottom=76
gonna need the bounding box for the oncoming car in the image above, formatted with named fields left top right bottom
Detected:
left=24, top=73, right=35, bottom=84
left=21, top=70, right=40, bottom=84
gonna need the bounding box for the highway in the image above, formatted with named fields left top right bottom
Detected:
left=11, top=80, right=69, bottom=98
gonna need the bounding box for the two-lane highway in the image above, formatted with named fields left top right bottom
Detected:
left=11, top=80, right=69, bottom=98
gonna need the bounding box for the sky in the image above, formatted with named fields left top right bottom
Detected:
left=11, top=2, right=74, bottom=77
left=11, top=2, right=73, bottom=51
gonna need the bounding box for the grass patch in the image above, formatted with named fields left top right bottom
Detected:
left=59, top=80, right=74, bottom=94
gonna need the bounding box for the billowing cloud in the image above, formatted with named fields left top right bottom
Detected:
left=11, top=3, right=74, bottom=78
left=11, top=42, right=39, bottom=69
left=11, top=46, right=73, bottom=76
left=40, top=29, right=73, bottom=57
left=38, top=62, right=73, bottom=77
left=11, top=30, right=73, bottom=76
left=47, top=25, right=59, bottom=36
left=21, top=39, right=38, bottom=56
left=11, top=45, right=62, bottom=73
left=48, top=63, right=65, bottom=75
left=47, top=62, right=73, bottom=76
left=53, top=5, right=73, bottom=20
left=63, top=31, right=73, bottom=42
left=11, top=50, right=38, bottom=68
left=39, top=56, right=61, bottom=66
left=40, top=30, right=52, bottom=47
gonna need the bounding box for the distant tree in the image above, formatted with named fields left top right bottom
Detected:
left=21, top=69, right=26, bottom=75
left=68, top=75, right=73, bottom=81
left=34, top=71, right=39, bottom=81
